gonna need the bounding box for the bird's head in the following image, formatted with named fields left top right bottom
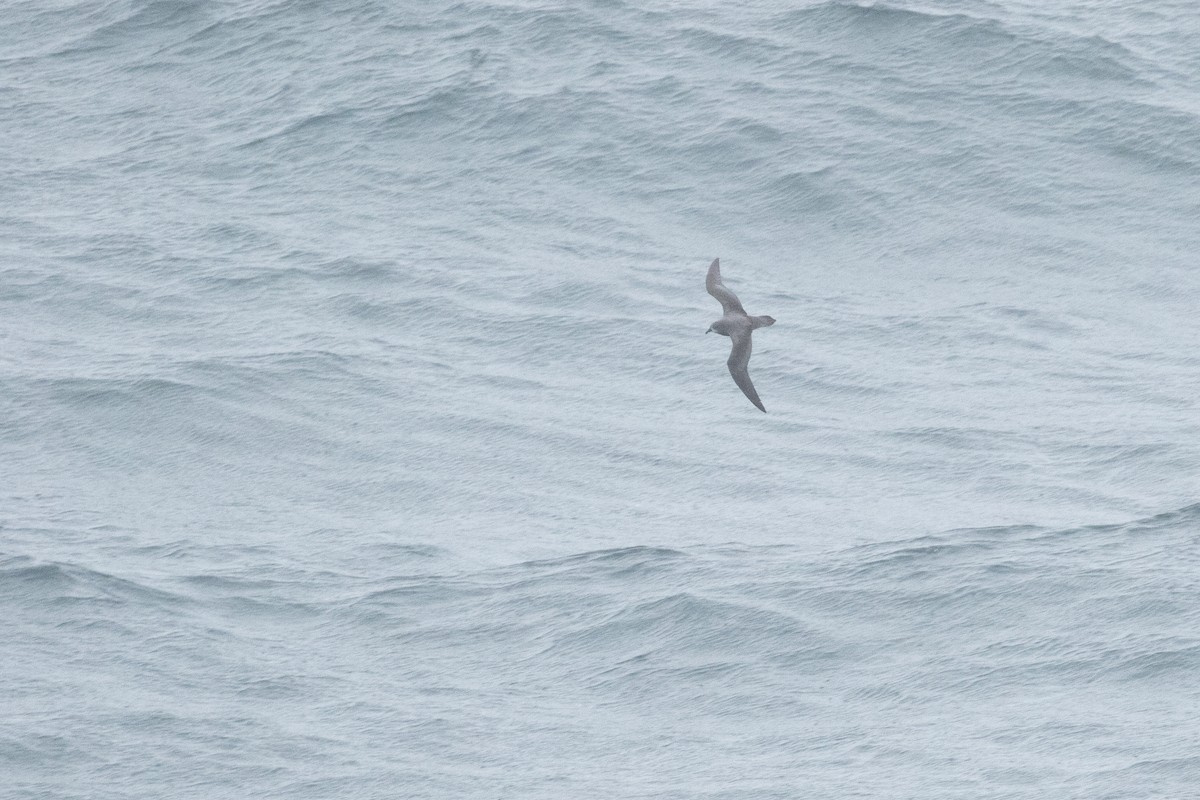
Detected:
left=707, top=319, right=731, bottom=336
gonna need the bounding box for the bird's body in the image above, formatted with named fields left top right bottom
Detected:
left=705, top=258, right=775, bottom=412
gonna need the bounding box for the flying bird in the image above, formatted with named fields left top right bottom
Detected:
left=705, top=258, right=776, bottom=412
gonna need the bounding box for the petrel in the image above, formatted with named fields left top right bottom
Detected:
left=705, top=258, right=776, bottom=412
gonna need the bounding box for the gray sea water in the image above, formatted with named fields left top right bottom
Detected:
left=4, top=0, right=1200, bottom=797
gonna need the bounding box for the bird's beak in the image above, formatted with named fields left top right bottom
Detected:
left=705, top=327, right=712, bottom=334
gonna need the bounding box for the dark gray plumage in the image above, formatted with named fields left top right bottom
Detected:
left=705, top=258, right=775, bottom=412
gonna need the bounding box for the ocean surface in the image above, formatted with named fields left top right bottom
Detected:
left=3, top=0, right=1199, bottom=796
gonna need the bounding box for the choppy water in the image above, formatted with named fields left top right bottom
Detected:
left=3, top=0, right=1199, bottom=797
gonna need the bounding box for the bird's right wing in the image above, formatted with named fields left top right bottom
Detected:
left=727, top=329, right=765, bottom=412
left=706, top=258, right=746, bottom=315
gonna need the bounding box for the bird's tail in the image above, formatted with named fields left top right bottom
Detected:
left=750, top=315, right=776, bottom=329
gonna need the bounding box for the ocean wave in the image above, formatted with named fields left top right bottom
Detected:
left=780, top=1, right=1147, bottom=85
left=0, top=555, right=183, bottom=609
left=63, top=0, right=208, bottom=57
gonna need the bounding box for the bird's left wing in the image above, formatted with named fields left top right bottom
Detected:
left=727, top=328, right=765, bottom=412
